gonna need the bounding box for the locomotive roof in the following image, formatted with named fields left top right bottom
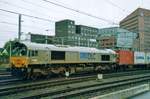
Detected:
left=20, top=42, right=116, bottom=54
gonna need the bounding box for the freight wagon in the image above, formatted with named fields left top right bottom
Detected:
left=116, top=50, right=150, bottom=69
left=134, top=52, right=146, bottom=64
left=116, top=50, right=134, bottom=65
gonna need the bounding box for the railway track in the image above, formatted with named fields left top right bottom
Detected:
left=0, top=70, right=150, bottom=98
left=0, top=74, right=13, bottom=81
left=0, top=75, right=96, bottom=97
left=0, top=69, right=21, bottom=86
left=50, top=76, right=150, bottom=99
left=0, top=72, right=10, bottom=75
left=0, top=68, right=11, bottom=78
left=0, top=78, right=22, bottom=86
left=24, top=74, right=150, bottom=99
left=0, top=69, right=148, bottom=87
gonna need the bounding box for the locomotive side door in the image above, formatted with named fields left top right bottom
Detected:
left=45, top=48, right=51, bottom=65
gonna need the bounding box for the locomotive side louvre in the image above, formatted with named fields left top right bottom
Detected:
left=65, top=51, right=78, bottom=63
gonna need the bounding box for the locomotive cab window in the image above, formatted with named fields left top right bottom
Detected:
left=101, top=55, right=110, bottom=61
left=29, top=50, right=38, bottom=57
left=51, top=51, right=65, bottom=60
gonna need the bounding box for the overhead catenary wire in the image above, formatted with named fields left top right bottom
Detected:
left=42, top=0, right=118, bottom=25
left=0, top=13, right=53, bottom=26
left=21, top=0, right=50, bottom=11
left=21, top=0, right=76, bottom=17
left=3, top=0, right=84, bottom=25
left=0, top=8, right=55, bottom=23
left=22, top=0, right=109, bottom=26
left=0, top=13, right=17, bottom=18
left=0, top=21, right=55, bottom=31
left=103, top=0, right=130, bottom=13
left=0, top=1, right=33, bottom=12
left=0, top=0, right=119, bottom=25
left=0, top=8, right=55, bottom=43
left=0, top=22, right=54, bottom=41
left=21, top=0, right=97, bottom=28
left=0, top=0, right=52, bottom=19
left=0, top=21, right=18, bottom=26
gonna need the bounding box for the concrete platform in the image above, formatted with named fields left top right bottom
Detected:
left=91, top=84, right=149, bottom=99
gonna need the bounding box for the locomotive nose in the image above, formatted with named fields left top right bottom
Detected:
left=10, top=56, right=28, bottom=68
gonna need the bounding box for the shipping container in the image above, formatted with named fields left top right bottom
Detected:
left=116, top=50, right=134, bottom=65
left=146, top=52, right=150, bottom=64
left=134, top=52, right=146, bottom=64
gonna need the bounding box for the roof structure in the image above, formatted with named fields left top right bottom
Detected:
left=21, top=42, right=116, bottom=54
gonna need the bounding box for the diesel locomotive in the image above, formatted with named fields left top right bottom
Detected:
left=10, top=41, right=116, bottom=79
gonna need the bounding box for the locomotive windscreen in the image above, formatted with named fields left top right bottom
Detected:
left=51, top=51, right=65, bottom=60
left=12, top=42, right=27, bottom=56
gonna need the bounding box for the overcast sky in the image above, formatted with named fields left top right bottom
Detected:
left=0, top=0, right=150, bottom=47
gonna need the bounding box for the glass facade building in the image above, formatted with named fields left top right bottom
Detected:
left=97, top=27, right=137, bottom=50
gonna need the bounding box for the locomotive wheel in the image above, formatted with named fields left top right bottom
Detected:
left=59, top=70, right=65, bottom=77
left=30, top=74, right=37, bottom=80
left=22, top=68, right=28, bottom=80
left=22, top=72, right=28, bottom=80
left=22, top=74, right=28, bottom=80
left=46, top=72, right=53, bottom=78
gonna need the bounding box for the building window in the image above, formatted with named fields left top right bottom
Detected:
left=68, top=25, right=71, bottom=28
